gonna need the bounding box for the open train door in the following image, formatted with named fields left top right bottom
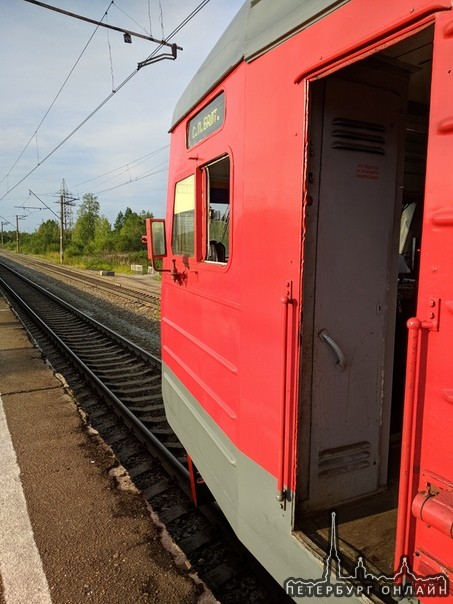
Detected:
left=395, top=11, right=453, bottom=592
left=300, top=58, right=410, bottom=512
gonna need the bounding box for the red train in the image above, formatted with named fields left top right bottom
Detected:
left=144, top=0, right=453, bottom=600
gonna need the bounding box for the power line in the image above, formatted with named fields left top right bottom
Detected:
left=158, top=0, right=165, bottom=39
left=0, top=71, right=137, bottom=202
left=80, top=158, right=165, bottom=192
left=163, top=0, right=212, bottom=40
left=0, top=215, right=15, bottom=229
left=112, top=2, right=152, bottom=37
left=138, top=0, right=212, bottom=69
left=28, top=189, right=59, bottom=219
left=74, top=145, right=169, bottom=188
left=147, top=0, right=153, bottom=37
left=1, top=0, right=212, bottom=201
left=93, top=165, right=168, bottom=195
left=22, top=1, right=181, bottom=48
left=105, top=13, right=116, bottom=91
left=0, top=1, right=114, bottom=189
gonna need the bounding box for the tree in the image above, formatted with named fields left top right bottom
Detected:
left=93, top=216, right=114, bottom=252
left=72, top=193, right=100, bottom=250
left=115, top=208, right=153, bottom=252
left=32, top=219, right=60, bottom=253
left=113, top=210, right=124, bottom=233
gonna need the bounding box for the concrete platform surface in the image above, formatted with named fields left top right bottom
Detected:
left=0, top=295, right=212, bottom=604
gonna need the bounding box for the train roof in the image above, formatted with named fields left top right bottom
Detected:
left=171, top=0, right=348, bottom=130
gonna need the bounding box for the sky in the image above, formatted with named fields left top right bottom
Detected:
left=0, top=0, right=244, bottom=233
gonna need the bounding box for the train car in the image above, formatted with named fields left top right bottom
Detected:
left=144, top=0, right=453, bottom=601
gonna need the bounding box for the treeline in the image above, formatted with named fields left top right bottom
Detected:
left=1, top=194, right=153, bottom=258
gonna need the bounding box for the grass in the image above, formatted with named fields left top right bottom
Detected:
left=22, top=251, right=156, bottom=276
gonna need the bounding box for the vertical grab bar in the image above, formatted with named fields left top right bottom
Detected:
left=277, top=284, right=292, bottom=503
left=394, top=317, right=421, bottom=567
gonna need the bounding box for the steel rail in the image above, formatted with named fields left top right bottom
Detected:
left=6, top=255, right=161, bottom=307
left=0, top=262, right=293, bottom=603
left=4, top=262, right=160, bottom=361
left=0, top=266, right=188, bottom=483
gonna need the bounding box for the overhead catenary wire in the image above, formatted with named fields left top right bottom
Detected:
left=158, top=0, right=165, bottom=39
left=112, top=1, right=152, bottom=36
left=0, top=71, right=137, bottom=202
left=1, top=0, right=213, bottom=202
left=21, top=0, right=180, bottom=48
left=147, top=0, right=153, bottom=37
left=139, top=0, right=212, bottom=68
left=105, top=14, right=116, bottom=91
left=74, top=147, right=168, bottom=194
left=0, top=215, right=15, bottom=228
left=0, top=0, right=114, bottom=189
left=93, top=164, right=168, bottom=196
left=35, top=133, right=40, bottom=165
left=74, top=145, right=169, bottom=188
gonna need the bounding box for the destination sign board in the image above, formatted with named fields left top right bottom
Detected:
left=187, top=93, right=225, bottom=148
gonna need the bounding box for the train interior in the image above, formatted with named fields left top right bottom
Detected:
left=296, top=26, right=432, bottom=578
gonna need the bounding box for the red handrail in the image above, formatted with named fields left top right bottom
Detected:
left=394, top=317, right=421, bottom=567
left=277, top=290, right=292, bottom=503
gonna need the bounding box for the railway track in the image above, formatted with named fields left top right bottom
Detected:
left=0, top=252, right=161, bottom=308
left=0, top=252, right=160, bottom=355
left=0, top=261, right=291, bottom=604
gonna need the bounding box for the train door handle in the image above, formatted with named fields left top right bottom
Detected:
left=319, top=329, right=347, bottom=372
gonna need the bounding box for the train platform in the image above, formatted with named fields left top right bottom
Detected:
left=0, top=295, right=212, bottom=604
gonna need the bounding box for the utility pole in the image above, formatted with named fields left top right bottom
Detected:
left=28, top=184, right=77, bottom=263
left=60, top=189, right=64, bottom=263
left=58, top=179, right=77, bottom=263
left=16, top=215, right=26, bottom=253
left=0, top=216, right=14, bottom=247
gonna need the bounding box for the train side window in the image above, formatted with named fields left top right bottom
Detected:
left=172, top=174, right=195, bottom=256
left=204, top=155, right=230, bottom=263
